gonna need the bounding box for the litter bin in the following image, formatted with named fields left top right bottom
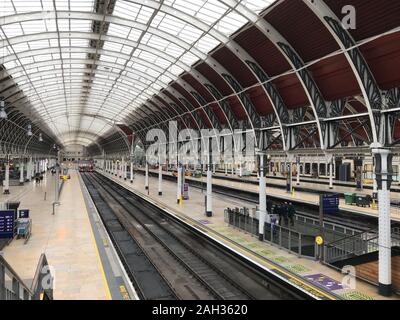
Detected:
left=355, top=194, right=372, bottom=207
left=344, top=193, right=356, bottom=205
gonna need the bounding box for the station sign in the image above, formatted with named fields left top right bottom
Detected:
left=0, top=210, right=15, bottom=239
left=182, top=183, right=189, bottom=200
left=19, top=209, right=30, bottom=219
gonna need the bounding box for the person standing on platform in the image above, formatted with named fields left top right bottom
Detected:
left=288, top=202, right=296, bottom=227
left=266, top=198, right=273, bottom=214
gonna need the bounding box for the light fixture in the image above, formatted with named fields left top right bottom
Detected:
left=39, top=133, right=43, bottom=142
left=27, top=124, right=32, bottom=136
left=0, top=101, right=7, bottom=119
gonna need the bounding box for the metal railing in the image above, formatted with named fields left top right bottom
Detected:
left=224, top=209, right=316, bottom=258
left=324, top=227, right=400, bottom=264
left=0, top=253, right=53, bottom=300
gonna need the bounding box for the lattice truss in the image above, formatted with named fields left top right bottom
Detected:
left=0, top=0, right=274, bottom=153
left=1, top=0, right=399, bottom=156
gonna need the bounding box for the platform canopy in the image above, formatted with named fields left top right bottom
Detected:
left=0, top=0, right=399, bottom=155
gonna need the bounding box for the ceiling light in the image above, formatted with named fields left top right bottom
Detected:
left=0, top=101, right=7, bottom=119
left=39, top=133, right=43, bottom=142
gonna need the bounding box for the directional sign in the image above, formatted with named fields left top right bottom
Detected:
left=0, top=210, right=15, bottom=239
left=19, top=209, right=30, bottom=219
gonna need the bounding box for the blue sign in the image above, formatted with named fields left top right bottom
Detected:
left=19, top=209, right=30, bottom=218
left=322, top=194, right=339, bottom=214
left=0, top=210, right=15, bottom=239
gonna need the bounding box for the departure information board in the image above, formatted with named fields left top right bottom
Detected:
left=321, top=194, right=340, bottom=214
left=0, top=210, right=15, bottom=239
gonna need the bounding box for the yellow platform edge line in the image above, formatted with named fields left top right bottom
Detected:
left=102, top=171, right=338, bottom=301
left=78, top=173, right=112, bottom=300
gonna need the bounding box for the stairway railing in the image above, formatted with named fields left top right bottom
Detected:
left=0, top=253, right=53, bottom=300
left=324, top=227, right=400, bottom=264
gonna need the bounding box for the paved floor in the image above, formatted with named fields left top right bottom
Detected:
left=102, top=169, right=399, bottom=300
left=0, top=171, right=112, bottom=300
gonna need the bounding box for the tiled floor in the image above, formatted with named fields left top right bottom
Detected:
left=103, top=169, right=399, bottom=300
left=1, top=171, right=111, bottom=300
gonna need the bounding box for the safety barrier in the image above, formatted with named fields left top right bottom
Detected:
left=324, top=227, right=400, bottom=265
left=0, top=253, right=53, bottom=300
left=224, top=208, right=316, bottom=258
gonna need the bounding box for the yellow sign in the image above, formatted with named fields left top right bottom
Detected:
left=315, top=235, right=324, bottom=246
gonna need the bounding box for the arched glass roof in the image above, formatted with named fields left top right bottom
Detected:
left=0, top=0, right=275, bottom=146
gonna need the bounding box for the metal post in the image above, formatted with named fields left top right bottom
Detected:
left=124, top=160, right=127, bottom=180
left=12, top=277, right=19, bottom=300
left=19, top=160, right=24, bottom=185
left=329, top=157, right=334, bottom=189
left=258, top=154, right=266, bottom=241
left=373, top=157, right=378, bottom=196
left=373, top=147, right=392, bottom=297
left=177, top=164, right=182, bottom=204
left=296, top=157, right=300, bottom=186
left=145, top=160, right=149, bottom=190
left=318, top=194, right=324, bottom=262
left=130, top=161, right=134, bottom=183
left=27, top=157, right=32, bottom=182
left=206, top=137, right=212, bottom=217
left=3, top=160, right=10, bottom=194
left=158, top=158, right=163, bottom=196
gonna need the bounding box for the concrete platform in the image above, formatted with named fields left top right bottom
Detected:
left=137, top=168, right=400, bottom=223
left=0, top=170, right=131, bottom=300
left=100, top=169, right=400, bottom=300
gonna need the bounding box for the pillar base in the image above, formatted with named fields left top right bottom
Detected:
left=124, top=178, right=127, bottom=181
left=258, top=233, right=264, bottom=241
left=19, top=182, right=24, bottom=186
left=206, top=211, right=212, bottom=217
left=177, top=199, right=180, bottom=204
left=378, top=283, right=392, bottom=297
left=145, top=186, right=149, bottom=190
left=329, top=187, right=334, bottom=190
left=130, top=180, right=133, bottom=184
left=158, top=192, right=162, bottom=196
left=3, top=189, right=10, bottom=195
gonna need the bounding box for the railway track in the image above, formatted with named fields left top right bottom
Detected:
left=83, top=172, right=301, bottom=300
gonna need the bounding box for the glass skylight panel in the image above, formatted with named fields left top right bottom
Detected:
left=194, top=34, right=220, bottom=53
left=107, top=23, right=131, bottom=38
left=20, top=20, right=47, bottom=35
left=136, top=6, right=155, bottom=24
left=217, top=11, right=248, bottom=35
left=180, top=51, right=199, bottom=66
left=12, top=0, right=42, bottom=13
left=168, top=65, right=184, bottom=76
left=28, top=40, right=50, bottom=50
left=1, top=23, right=24, bottom=38
left=128, top=29, right=142, bottom=42
left=70, top=19, right=92, bottom=32
left=69, top=0, right=95, bottom=12
left=113, top=1, right=141, bottom=21
left=242, top=0, right=276, bottom=14
left=0, top=0, right=15, bottom=17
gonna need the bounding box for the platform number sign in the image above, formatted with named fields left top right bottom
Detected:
left=0, top=210, right=15, bottom=239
